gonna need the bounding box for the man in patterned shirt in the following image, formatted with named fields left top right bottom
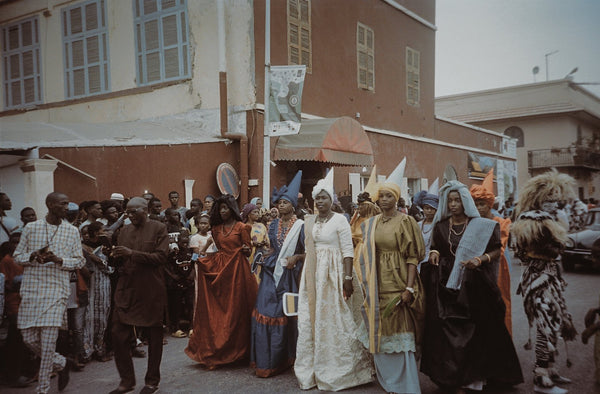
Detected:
left=13, top=192, right=85, bottom=394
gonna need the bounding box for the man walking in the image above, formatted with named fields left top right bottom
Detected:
left=109, top=197, right=168, bottom=394
left=13, top=192, right=85, bottom=393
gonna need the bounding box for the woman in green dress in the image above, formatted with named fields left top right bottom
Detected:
left=357, top=182, right=425, bottom=394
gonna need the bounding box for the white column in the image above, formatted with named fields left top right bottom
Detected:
left=184, top=179, right=195, bottom=208
left=19, top=158, right=58, bottom=217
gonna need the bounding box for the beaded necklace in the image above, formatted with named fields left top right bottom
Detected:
left=221, top=221, right=236, bottom=238
left=277, top=216, right=297, bottom=247
left=448, top=217, right=469, bottom=256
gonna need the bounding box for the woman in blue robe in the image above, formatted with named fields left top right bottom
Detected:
left=250, top=171, right=305, bottom=377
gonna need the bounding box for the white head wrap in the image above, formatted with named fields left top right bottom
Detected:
left=312, top=169, right=334, bottom=200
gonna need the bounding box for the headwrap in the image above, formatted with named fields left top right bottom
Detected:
left=376, top=182, right=401, bottom=202
left=272, top=170, right=303, bottom=208
left=250, top=197, right=261, bottom=206
left=312, top=177, right=333, bottom=200
left=433, top=180, right=480, bottom=226
left=241, top=203, right=258, bottom=223
left=469, top=184, right=495, bottom=208
left=422, top=193, right=439, bottom=210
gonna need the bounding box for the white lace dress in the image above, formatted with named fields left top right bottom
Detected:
left=295, top=213, right=374, bottom=391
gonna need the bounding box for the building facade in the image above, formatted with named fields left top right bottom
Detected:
left=436, top=79, right=600, bottom=200
left=1, top=0, right=515, bottom=219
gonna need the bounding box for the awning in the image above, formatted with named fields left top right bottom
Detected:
left=273, top=117, right=374, bottom=166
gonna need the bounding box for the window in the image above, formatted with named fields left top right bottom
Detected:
left=62, top=0, right=110, bottom=98
left=504, top=126, right=524, bottom=147
left=357, top=22, right=374, bottom=90
left=2, top=17, right=42, bottom=109
left=406, top=46, right=420, bottom=106
left=287, top=0, right=311, bottom=72
left=133, top=0, right=190, bottom=85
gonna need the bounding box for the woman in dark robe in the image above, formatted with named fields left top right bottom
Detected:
left=420, top=181, right=523, bottom=393
left=185, top=194, right=257, bottom=369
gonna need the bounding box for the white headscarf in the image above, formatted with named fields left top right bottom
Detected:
left=312, top=178, right=334, bottom=201
left=433, top=180, right=480, bottom=226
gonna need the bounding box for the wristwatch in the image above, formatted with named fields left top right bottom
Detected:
left=405, top=287, right=415, bottom=294
left=344, top=275, right=353, bottom=281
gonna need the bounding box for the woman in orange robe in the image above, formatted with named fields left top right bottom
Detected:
left=470, top=182, right=513, bottom=335
left=185, top=194, right=258, bottom=368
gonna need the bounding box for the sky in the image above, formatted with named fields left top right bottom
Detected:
left=435, top=0, right=600, bottom=98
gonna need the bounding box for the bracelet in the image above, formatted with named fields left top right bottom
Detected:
left=405, top=286, right=415, bottom=294
left=344, top=275, right=353, bottom=281
left=429, top=250, right=440, bottom=256
left=484, top=253, right=491, bottom=263
left=474, top=256, right=482, bottom=266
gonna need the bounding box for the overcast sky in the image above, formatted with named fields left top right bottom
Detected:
left=435, top=0, right=600, bottom=98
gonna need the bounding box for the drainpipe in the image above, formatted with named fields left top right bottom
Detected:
left=218, top=0, right=248, bottom=204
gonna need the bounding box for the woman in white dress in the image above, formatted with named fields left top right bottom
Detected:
left=295, top=176, right=373, bottom=391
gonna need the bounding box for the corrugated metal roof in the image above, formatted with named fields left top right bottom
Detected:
left=0, top=109, right=246, bottom=150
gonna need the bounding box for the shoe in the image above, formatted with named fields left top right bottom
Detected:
left=188, top=329, right=193, bottom=338
left=131, top=348, right=147, bottom=358
left=550, top=373, right=572, bottom=384
left=533, top=384, right=568, bottom=394
left=108, top=385, right=135, bottom=394
left=139, top=384, right=159, bottom=393
left=58, top=357, right=75, bottom=391
left=9, top=375, right=34, bottom=388
left=162, top=338, right=168, bottom=345
left=171, top=330, right=186, bottom=338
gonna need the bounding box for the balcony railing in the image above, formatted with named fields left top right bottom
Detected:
left=528, top=147, right=600, bottom=170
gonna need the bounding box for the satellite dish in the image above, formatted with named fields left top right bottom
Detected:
left=443, top=165, right=458, bottom=184
left=532, top=66, right=540, bottom=75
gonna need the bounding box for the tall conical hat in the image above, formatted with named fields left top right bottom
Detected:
left=363, top=165, right=378, bottom=198
left=386, top=157, right=406, bottom=188
left=428, top=178, right=439, bottom=196
left=272, top=170, right=303, bottom=208
left=482, top=168, right=494, bottom=194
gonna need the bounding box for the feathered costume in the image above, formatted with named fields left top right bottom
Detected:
left=512, top=169, right=577, bottom=392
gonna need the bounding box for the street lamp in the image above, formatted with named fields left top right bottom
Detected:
left=545, top=50, right=559, bottom=81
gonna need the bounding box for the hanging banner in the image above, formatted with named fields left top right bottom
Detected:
left=268, top=65, right=306, bottom=136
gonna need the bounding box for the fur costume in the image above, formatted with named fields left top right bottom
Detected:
left=512, top=170, right=577, bottom=392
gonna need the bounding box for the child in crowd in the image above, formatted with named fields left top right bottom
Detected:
left=165, top=229, right=195, bottom=338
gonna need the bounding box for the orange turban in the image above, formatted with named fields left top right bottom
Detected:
left=470, top=184, right=495, bottom=208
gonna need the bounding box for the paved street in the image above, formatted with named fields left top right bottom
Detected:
left=4, top=256, right=600, bottom=393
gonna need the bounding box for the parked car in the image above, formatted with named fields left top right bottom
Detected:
left=562, top=208, right=600, bottom=271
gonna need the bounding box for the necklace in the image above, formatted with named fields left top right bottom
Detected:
left=277, top=215, right=297, bottom=246
left=448, top=218, right=469, bottom=256
left=381, top=211, right=398, bottom=223
left=420, top=220, right=433, bottom=234
left=221, top=222, right=236, bottom=237
left=315, top=212, right=333, bottom=224
left=45, top=220, right=60, bottom=248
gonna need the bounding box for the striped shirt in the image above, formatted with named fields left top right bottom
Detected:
left=14, top=219, right=85, bottom=329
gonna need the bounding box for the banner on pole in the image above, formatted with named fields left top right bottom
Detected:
left=268, top=65, right=306, bottom=136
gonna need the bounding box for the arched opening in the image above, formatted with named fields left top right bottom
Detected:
left=504, top=126, right=524, bottom=147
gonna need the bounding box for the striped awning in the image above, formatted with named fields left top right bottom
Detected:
left=273, top=117, right=374, bottom=166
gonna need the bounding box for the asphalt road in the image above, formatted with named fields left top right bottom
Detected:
left=4, top=255, right=600, bottom=394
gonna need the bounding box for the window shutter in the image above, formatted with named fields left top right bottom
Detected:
left=85, top=3, right=98, bottom=30
left=406, top=47, right=420, bottom=106
left=144, top=0, right=158, bottom=15
left=8, top=26, right=19, bottom=50
left=22, top=21, right=32, bottom=46
left=287, top=0, right=311, bottom=72
left=357, top=22, right=374, bottom=90
left=70, top=7, right=83, bottom=34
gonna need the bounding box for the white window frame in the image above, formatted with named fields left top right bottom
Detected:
left=133, top=0, right=190, bottom=86
left=287, top=0, right=312, bottom=73
left=62, top=0, right=110, bottom=99
left=406, top=46, right=420, bottom=106
left=2, top=16, right=42, bottom=109
left=357, top=22, right=374, bottom=91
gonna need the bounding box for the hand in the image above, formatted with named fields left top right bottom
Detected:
left=461, top=257, right=481, bottom=270
left=284, top=256, right=297, bottom=270
left=111, top=246, right=133, bottom=258
left=400, top=290, right=413, bottom=305
left=429, top=252, right=439, bottom=266
left=343, top=279, right=354, bottom=300
left=241, top=244, right=251, bottom=257
left=41, top=250, right=63, bottom=265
